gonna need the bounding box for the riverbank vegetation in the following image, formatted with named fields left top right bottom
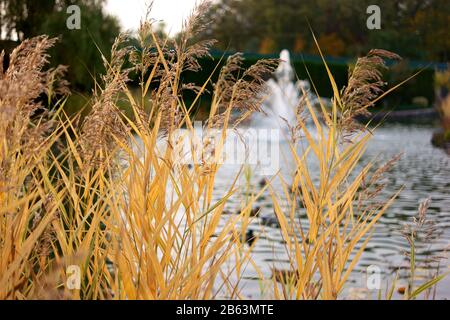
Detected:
left=432, top=69, right=450, bottom=152
left=2, top=1, right=446, bottom=112
left=0, top=6, right=446, bottom=300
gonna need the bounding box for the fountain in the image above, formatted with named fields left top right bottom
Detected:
left=251, top=50, right=321, bottom=130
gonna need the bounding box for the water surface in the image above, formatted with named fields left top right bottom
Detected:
left=213, top=123, right=450, bottom=299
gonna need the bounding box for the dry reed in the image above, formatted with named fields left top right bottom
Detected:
left=0, top=3, right=447, bottom=301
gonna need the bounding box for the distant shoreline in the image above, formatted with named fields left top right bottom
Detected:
left=357, top=107, right=438, bottom=123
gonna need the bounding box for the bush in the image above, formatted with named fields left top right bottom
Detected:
left=382, top=61, right=435, bottom=109
left=292, top=59, right=348, bottom=97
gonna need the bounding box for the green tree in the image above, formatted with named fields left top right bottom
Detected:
left=0, top=0, right=121, bottom=91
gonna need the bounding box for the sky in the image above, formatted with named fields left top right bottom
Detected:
left=105, top=0, right=199, bottom=35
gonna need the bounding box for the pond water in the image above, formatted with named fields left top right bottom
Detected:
left=212, top=123, right=450, bottom=299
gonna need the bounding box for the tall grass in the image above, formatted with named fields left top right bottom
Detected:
left=268, top=47, right=402, bottom=300
left=0, top=5, right=446, bottom=300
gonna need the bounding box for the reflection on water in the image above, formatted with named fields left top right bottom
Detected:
left=213, top=123, right=450, bottom=299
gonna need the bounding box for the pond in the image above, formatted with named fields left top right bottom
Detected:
left=212, top=123, right=450, bottom=299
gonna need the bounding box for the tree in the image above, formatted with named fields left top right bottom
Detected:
left=0, top=0, right=121, bottom=91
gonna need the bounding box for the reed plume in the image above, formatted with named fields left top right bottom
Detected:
left=340, top=49, right=401, bottom=133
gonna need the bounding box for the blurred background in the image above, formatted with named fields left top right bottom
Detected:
left=1, top=0, right=449, bottom=298
left=0, top=0, right=448, bottom=111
